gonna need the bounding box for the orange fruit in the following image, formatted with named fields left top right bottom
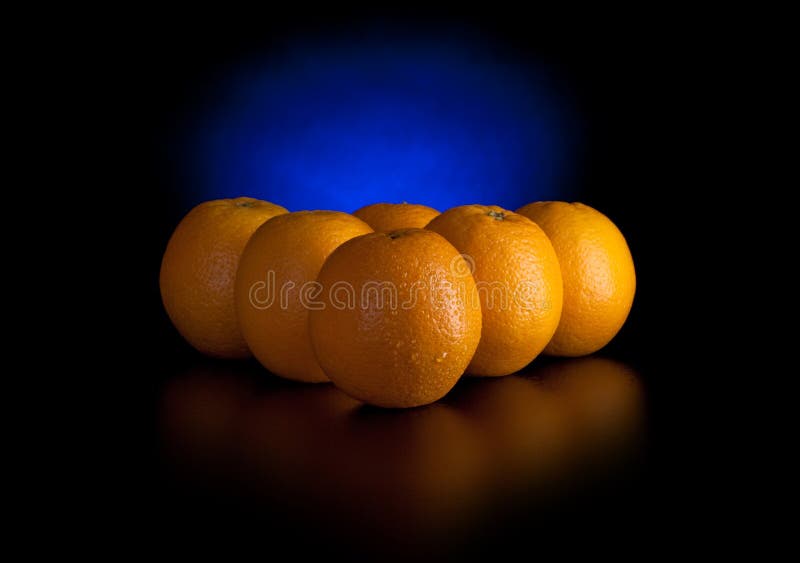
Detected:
left=515, top=202, right=636, bottom=356
left=159, top=197, right=288, bottom=358
left=309, top=229, right=482, bottom=408
left=426, top=205, right=563, bottom=376
left=234, top=211, right=373, bottom=382
left=353, top=202, right=440, bottom=232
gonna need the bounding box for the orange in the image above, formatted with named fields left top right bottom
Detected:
left=159, top=197, right=288, bottom=358
left=234, top=211, right=373, bottom=382
left=516, top=202, right=636, bottom=356
left=309, top=229, right=482, bottom=408
left=353, top=202, right=440, bottom=232
left=426, top=205, right=563, bottom=376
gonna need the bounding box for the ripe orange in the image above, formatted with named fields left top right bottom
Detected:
left=234, top=211, right=373, bottom=382
left=426, top=205, right=563, bottom=376
left=159, top=197, right=288, bottom=358
left=309, top=229, right=482, bottom=408
left=353, top=202, right=440, bottom=232
left=516, top=202, right=636, bottom=356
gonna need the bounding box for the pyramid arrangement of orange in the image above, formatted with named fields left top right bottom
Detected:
left=161, top=200, right=635, bottom=408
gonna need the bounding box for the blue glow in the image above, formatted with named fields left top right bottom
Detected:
left=178, top=35, right=578, bottom=213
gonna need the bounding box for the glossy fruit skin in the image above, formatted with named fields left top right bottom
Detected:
left=235, top=211, right=373, bottom=382
left=353, top=203, right=440, bottom=232
left=160, top=197, right=288, bottom=358
left=426, top=205, right=563, bottom=376
left=309, top=229, right=482, bottom=408
left=516, top=201, right=636, bottom=357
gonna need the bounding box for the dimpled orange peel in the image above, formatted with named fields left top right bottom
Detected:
left=353, top=202, right=441, bottom=232
left=235, top=211, right=373, bottom=382
left=309, top=229, right=482, bottom=408
left=426, top=205, right=563, bottom=376
left=159, top=197, right=288, bottom=358
left=516, top=201, right=636, bottom=356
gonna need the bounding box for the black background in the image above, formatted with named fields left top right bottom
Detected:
left=103, top=9, right=704, bottom=556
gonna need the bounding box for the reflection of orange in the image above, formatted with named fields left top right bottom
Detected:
left=516, top=202, right=636, bottom=356
left=237, top=384, right=485, bottom=551
left=533, top=357, right=645, bottom=453
left=332, top=405, right=485, bottom=543
left=448, top=376, right=569, bottom=490
left=159, top=363, right=253, bottom=472
left=427, top=205, right=563, bottom=376
left=353, top=202, right=440, bottom=232
left=160, top=198, right=288, bottom=358
left=234, top=211, right=372, bottom=382
left=236, top=381, right=361, bottom=499
left=310, top=229, right=482, bottom=407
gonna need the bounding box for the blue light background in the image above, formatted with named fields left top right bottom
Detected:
left=177, top=35, right=579, bottom=213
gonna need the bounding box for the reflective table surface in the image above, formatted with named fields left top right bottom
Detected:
left=152, top=355, right=649, bottom=556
